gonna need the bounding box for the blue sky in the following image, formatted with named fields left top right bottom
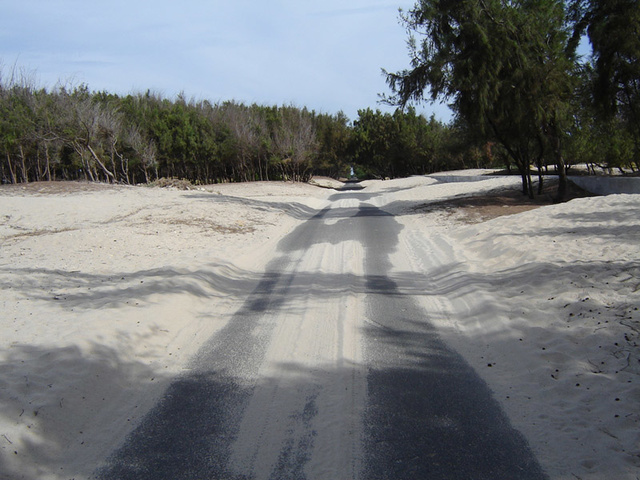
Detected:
left=0, top=0, right=454, bottom=122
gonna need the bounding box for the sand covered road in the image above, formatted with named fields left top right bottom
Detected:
left=0, top=174, right=639, bottom=479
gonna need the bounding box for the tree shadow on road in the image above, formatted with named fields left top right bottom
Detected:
left=0, top=342, right=171, bottom=480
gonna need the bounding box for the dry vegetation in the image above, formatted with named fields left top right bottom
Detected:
left=0, top=181, right=126, bottom=195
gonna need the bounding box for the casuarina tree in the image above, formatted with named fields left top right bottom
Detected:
left=384, top=0, right=577, bottom=200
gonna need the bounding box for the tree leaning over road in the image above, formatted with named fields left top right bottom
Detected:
left=384, top=0, right=578, bottom=200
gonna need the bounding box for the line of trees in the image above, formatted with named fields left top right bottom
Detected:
left=0, top=79, right=335, bottom=185
left=384, top=0, right=639, bottom=200
left=1, top=70, right=473, bottom=185
left=0, top=69, right=560, bottom=187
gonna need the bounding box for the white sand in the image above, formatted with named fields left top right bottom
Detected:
left=0, top=175, right=638, bottom=479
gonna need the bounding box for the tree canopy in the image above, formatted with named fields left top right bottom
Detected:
left=384, top=0, right=639, bottom=198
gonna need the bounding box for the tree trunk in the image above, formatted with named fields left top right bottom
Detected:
left=117, top=151, right=130, bottom=185
left=520, top=172, right=528, bottom=195
left=6, top=152, right=17, bottom=184
left=86, top=144, right=116, bottom=182
left=546, top=115, right=568, bottom=202
left=19, top=145, right=28, bottom=183
left=257, top=155, right=263, bottom=181
left=81, top=152, right=95, bottom=182
left=537, top=165, right=544, bottom=196
left=44, top=143, right=52, bottom=181
left=555, top=154, right=568, bottom=202
left=110, top=146, right=118, bottom=182
left=36, top=149, right=43, bottom=181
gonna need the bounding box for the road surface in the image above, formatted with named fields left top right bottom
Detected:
left=97, top=185, right=546, bottom=479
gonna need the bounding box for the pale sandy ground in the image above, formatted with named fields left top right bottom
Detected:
left=0, top=172, right=638, bottom=479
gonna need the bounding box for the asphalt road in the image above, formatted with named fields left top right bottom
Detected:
left=96, top=185, right=546, bottom=480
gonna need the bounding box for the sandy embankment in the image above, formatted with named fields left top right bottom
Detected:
left=0, top=174, right=638, bottom=480
left=0, top=180, right=333, bottom=480
left=367, top=173, right=640, bottom=479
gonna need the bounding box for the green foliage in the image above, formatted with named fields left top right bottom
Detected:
left=385, top=0, right=579, bottom=198
left=0, top=66, right=507, bottom=186
left=350, top=107, right=458, bottom=178
left=312, top=111, right=351, bottom=178
left=562, top=45, right=639, bottom=173
left=585, top=0, right=640, bottom=168
left=588, top=0, right=640, bottom=118
left=0, top=76, right=357, bottom=184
